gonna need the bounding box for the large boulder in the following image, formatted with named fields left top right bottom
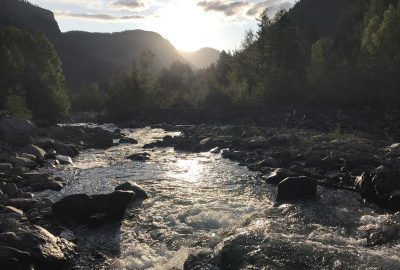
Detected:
left=53, top=143, right=78, bottom=157
left=276, top=176, right=317, bottom=202
left=174, top=138, right=198, bottom=152
left=52, top=191, right=136, bottom=225
left=265, top=168, right=296, bottom=185
left=0, top=225, right=76, bottom=270
left=372, top=169, right=400, bottom=203
left=91, top=191, right=136, bottom=218
left=354, top=173, right=377, bottom=202
left=0, top=245, right=31, bottom=270
left=0, top=117, right=35, bottom=146
left=51, top=194, right=95, bottom=225
left=19, top=145, right=46, bottom=159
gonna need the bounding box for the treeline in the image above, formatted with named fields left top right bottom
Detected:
left=72, top=0, right=400, bottom=122
left=0, top=27, right=69, bottom=121
left=2, top=0, right=400, bottom=122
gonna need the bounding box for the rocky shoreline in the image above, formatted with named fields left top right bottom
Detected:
left=0, top=115, right=145, bottom=270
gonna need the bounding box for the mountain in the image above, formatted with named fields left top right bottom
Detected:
left=180, top=48, right=220, bottom=69
left=0, top=0, right=61, bottom=40
left=288, top=0, right=349, bottom=37
left=59, top=30, right=188, bottom=89
left=0, top=0, right=188, bottom=90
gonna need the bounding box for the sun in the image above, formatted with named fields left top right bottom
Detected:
left=154, top=2, right=220, bottom=52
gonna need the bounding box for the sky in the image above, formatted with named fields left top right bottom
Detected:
left=29, top=0, right=297, bottom=52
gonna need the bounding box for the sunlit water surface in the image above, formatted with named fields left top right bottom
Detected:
left=38, top=126, right=400, bottom=269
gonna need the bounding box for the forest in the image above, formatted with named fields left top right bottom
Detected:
left=1, top=0, right=400, bottom=122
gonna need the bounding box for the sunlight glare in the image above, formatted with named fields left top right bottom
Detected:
left=154, top=2, right=219, bottom=51
left=171, top=159, right=203, bottom=182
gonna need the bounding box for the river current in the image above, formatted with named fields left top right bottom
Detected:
left=37, top=126, right=400, bottom=269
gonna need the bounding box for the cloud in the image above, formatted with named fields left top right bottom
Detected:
left=197, top=1, right=249, bottom=16
left=246, top=0, right=294, bottom=17
left=112, top=0, right=145, bottom=11
left=54, top=11, right=144, bottom=21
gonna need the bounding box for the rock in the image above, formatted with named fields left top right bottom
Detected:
left=19, top=145, right=46, bottom=159
left=276, top=176, right=317, bottom=202
left=115, top=182, right=148, bottom=199
left=0, top=163, right=12, bottom=171
left=55, top=155, right=73, bottom=165
left=12, top=225, right=76, bottom=270
left=389, top=191, right=400, bottom=211
left=126, top=153, right=150, bottom=162
left=1, top=206, right=24, bottom=216
left=52, top=194, right=95, bottom=225
left=305, top=154, right=321, bottom=167
left=247, top=137, right=268, bottom=149
left=91, top=191, right=136, bottom=218
left=54, top=143, right=78, bottom=157
left=11, top=157, right=37, bottom=169
left=119, top=137, right=138, bottom=144
left=23, top=173, right=52, bottom=184
left=0, top=246, right=31, bottom=270
left=20, top=153, right=36, bottom=161
left=268, top=134, right=291, bottom=146
left=372, top=169, right=400, bottom=204
left=33, top=138, right=55, bottom=150
left=6, top=198, right=39, bottom=211
left=367, top=224, right=400, bottom=246
left=265, top=168, right=295, bottom=185
left=354, top=173, right=377, bottom=202
left=52, top=191, right=136, bottom=225
left=31, top=181, right=65, bottom=192
left=0, top=183, right=22, bottom=198
left=386, top=143, right=400, bottom=156
left=174, top=139, right=197, bottom=152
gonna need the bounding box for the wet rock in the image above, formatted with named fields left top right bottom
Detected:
left=52, top=191, right=136, bottom=225
left=372, top=169, right=400, bottom=204
left=115, top=182, right=148, bottom=199
left=0, top=183, right=23, bottom=198
left=354, top=173, right=377, bottom=202
left=54, top=143, right=78, bottom=157
left=91, top=191, right=136, bottom=218
left=126, top=153, right=150, bottom=162
left=56, top=155, right=73, bottom=165
left=119, top=137, right=138, bottom=144
left=0, top=163, right=12, bottom=171
left=7, top=225, right=76, bottom=270
left=385, top=143, right=400, bottom=156
left=31, top=181, right=65, bottom=192
left=52, top=194, right=95, bottom=225
left=11, top=157, right=37, bottom=169
left=389, top=191, right=400, bottom=211
left=276, top=176, right=317, bottom=202
left=6, top=198, right=39, bottom=211
left=1, top=205, right=24, bottom=216
left=23, top=172, right=52, bottom=185
left=33, top=138, right=55, bottom=150
left=19, top=145, right=46, bottom=159
left=247, top=137, right=268, bottom=149
left=20, top=153, right=36, bottom=161
left=305, top=154, right=321, bottom=167
left=0, top=246, right=31, bottom=270
left=367, top=224, right=400, bottom=246
left=268, top=134, right=291, bottom=146
left=265, top=168, right=296, bottom=185
left=174, top=138, right=198, bottom=152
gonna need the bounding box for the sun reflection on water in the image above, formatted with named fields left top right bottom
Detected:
left=168, top=159, right=204, bottom=183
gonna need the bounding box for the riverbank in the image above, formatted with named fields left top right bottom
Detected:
left=1, top=113, right=400, bottom=269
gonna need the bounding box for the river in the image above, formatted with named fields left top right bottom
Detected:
left=37, top=126, right=400, bottom=269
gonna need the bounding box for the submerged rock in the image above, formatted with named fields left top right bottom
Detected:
left=276, top=176, right=317, bottom=203
left=119, top=137, right=138, bottom=144
left=126, top=153, right=150, bottom=162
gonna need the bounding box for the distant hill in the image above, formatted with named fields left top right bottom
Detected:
left=59, top=30, right=188, bottom=89
left=180, top=48, right=220, bottom=69
left=0, top=0, right=188, bottom=90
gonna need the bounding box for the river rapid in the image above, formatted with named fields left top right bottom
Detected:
left=37, top=126, right=400, bottom=270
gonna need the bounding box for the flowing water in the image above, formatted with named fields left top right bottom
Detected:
left=38, top=126, right=400, bottom=270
